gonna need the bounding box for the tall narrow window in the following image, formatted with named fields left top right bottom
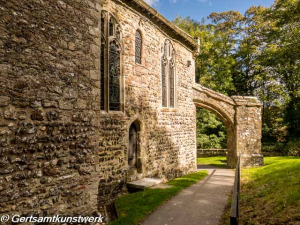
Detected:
left=161, top=57, right=167, bottom=107
left=100, top=12, right=106, bottom=110
left=135, top=30, right=142, bottom=64
left=100, top=42, right=105, bottom=110
left=100, top=10, right=123, bottom=111
left=161, top=39, right=176, bottom=108
left=109, top=41, right=121, bottom=111
left=109, top=18, right=114, bottom=36
left=169, top=59, right=175, bottom=108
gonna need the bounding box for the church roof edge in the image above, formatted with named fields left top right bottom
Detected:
left=120, top=0, right=198, bottom=51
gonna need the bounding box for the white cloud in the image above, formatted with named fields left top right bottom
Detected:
left=144, top=0, right=159, bottom=6
left=197, top=0, right=212, bottom=5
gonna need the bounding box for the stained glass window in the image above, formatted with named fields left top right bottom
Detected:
left=109, top=41, right=120, bottom=111
left=135, top=30, right=142, bottom=64
left=100, top=11, right=123, bottom=111
left=100, top=11, right=106, bottom=110
left=109, top=18, right=114, bottom=36
left=100, top=42, right=105, bottom=110
left=162, top=57, right=167, bottom=107
left=161, top=39, right=176, bottom=108
left=116, top=26, right=120, bottom=40
left=169, top=59, right=174, bottom=108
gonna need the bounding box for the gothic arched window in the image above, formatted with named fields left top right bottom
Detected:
left=135, top=30, right=142, bottom=64
left=169, top=58, right=175, bottom=108
left=161, top=39, right=176, bottom=108
left=161, top=56, right=167, bottom=107
left=100, top=11, right=123, bottom=111
left=109, top=40, right=121, bottom=111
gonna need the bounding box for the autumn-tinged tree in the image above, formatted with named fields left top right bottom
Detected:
left=261, top=0, right=300, bottom=139
left=174, top=0, right=300, bottom=153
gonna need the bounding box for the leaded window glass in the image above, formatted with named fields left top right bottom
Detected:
left=116, top=26, right=121, bottom=40
left=135, top=30, right=142, bottom=64
left=169, top=59, right=175, bottom=108
left=100, top=42, right=105, bottom=110
left=100, top=10, right=123, bottom=111
left=162, top=57, right=167, bottom=107
left=109, top=41, right=120, bottom=111
left=100, top=11, right=106, bottom=110
left=161, top=39, right=176, bottom=108
left=109, top=18, right=114, bottom=36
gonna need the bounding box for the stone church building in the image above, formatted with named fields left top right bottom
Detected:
left=0, top=0, right=263, bottom=221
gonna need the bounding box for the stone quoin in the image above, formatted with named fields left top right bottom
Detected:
left=0, top=0, right=263, bottom=222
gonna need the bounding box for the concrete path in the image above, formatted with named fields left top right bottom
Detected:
left=142, top=165, right=234, bottom=225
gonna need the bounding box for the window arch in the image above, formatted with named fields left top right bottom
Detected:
left=161, top=39, right=176, bottom=108
left=100, top=11, right=123, bottom=111
left=161, top=56, right=167, bottom=107
left=135, top=30, right=142, bottom=64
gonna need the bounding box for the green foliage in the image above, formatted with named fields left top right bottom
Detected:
left=111, top=171, right=208, bottom=225
left=283, top=139, right=300, bottom=156
left=196, top=108, right=226, bottom=149
left=173, top=0, right=300, bottom=151
left=284, top=98, right=300, bottom=139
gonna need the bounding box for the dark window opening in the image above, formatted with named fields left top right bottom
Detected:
left=135, top=30, right=142, bottom=64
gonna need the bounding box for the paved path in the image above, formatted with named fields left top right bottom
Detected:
left=142, top=165, right=234, bottom=225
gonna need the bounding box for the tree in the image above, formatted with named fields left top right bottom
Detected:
left=173, top=0, right=300, bottom=151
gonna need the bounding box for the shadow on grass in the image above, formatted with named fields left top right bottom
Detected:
left=239, top=158, right=300, bottom=225
left=110, top=171, right=208, bottom=225
left=197, top=157, right=229, bottom=169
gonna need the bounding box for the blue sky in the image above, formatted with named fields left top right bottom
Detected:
left=144, top=0, right=275, bottom=22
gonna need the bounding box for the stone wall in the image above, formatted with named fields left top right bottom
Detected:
left=193, top=84, right=263, bottom=167
left=0, top=0, right=104, bottom=219
left=0, top=0, right=197, bottom=221
left=101, top=0, right=197, bottom=182
left=0, top=0, right=262, bottom=222
left=197, top=149, right=227, bottom=157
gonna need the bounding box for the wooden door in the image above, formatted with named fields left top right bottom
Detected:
left=128, top=123, right=137, bottom=168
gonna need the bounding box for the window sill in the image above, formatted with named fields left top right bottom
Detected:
left=160, top=107, right=177, bottom=112
left=100, top=110, right=126, bottom=117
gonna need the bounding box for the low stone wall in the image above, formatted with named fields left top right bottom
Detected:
left=262, top=152, right=285, bottom=156
left=197, top=149, right=227, bottom=157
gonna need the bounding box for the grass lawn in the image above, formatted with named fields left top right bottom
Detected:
left=239, top=156, right=300, bottom=224
left=218, top=156, right=300, bottom=225
left=110, top=171, right=208, bottom=225
left=197, top=156, right=228, bottom=168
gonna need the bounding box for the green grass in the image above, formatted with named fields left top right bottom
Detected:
left=239, top=156, right=300, bottom=224
left=110, top=171, right=208, bottom=225
left=197, top=156, right=228, bottom=168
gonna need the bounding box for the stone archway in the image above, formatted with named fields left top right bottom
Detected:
left=195, top=103, right=236, bottom=167
left=193, top=84, right=264, bottom=168
left=127, top=119, right=143, bottom=178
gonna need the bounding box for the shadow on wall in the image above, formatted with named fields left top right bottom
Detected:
left=0, top=0, right=198, bottom=223
left=0, top=0, right=104, bottom=220
left=98, top=81, right=197, bottom=222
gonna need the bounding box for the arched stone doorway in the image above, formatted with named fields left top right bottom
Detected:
left=128, top=120, right=142, bottom=176
left=193, top=84, right=264, bottom=168
left=195, top=103, right=236, bottom=167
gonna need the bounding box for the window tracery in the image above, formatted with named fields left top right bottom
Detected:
left=135, top=30, right=142, bottom=64
left=161, top=39, right=176, bottom=108
left=100, top=10, right=123, bottom=111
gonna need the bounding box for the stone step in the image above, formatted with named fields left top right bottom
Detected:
left=127, top=178, right=163, bottom=192
left=128, top=173, right=143, bottom=182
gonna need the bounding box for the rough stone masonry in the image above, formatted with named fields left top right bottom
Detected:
left=0, top=0, right=263, bottom=222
